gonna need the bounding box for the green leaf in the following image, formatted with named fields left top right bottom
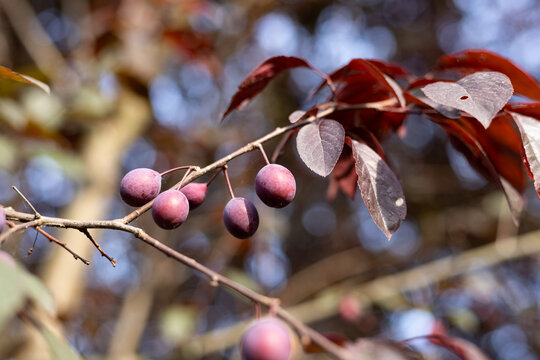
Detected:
left=39, top=326, right=83, bottom=360
left=20, top=269, right=55, bottom=315
left=0, top=262, right=26, bottom=329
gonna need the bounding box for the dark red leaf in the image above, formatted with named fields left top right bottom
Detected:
left=505, top=102, right=540, bottom=118
left=315, top=59, right=406, bottom=107
left=430, top=115, right=524, bottom=224
left=329, top=108, right=407, bottom=141
left=351, top=138, right=407, bottom=239
left=221, top=56, right=329, bottom=120
left=421, top=72, right=513, bottom=128
left=368, top=59, right=412, bottom=79
left=437, top=49, right=540, bottom=101
left=328, top=143, right=358, bottom=200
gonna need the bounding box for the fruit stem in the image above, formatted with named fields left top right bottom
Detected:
left=254, top=302, right=261, bottom=320
left=222, top=166, right=235, bottom=199
left=206, top=167, right=223, bottom=187
left=160, top=166, right=192, bottom=177
left=175, top=166, right=197, bottom=190
left=256, top=144, right=271, bottom=165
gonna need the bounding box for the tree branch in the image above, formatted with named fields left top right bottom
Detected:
left=3, top=207, right=350, bottom=359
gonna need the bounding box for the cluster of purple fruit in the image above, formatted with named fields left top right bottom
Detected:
left=119, top=163, right=296, bottom=239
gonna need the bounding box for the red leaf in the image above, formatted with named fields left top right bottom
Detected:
left=328, top=143, right=358, bottom=200
left=0, top=65, right=50, bottom=94
left=509, top=111, right=540, bottom=198
left=505, top=102, right=540, bottom=118
left=315, top=59, right=406, bottom=107
left=221, top=56, right=330, bottom=120
left=350, top=139, right=407, bottom=239
left=426, top=335, right=490, bottom=360
left=421, top=72, right=513, bottom=128
left=330, top=108, right=406, bottom=140
left=296, top=119, right=345, bottom=177
left=430, top=115, right=524, bottom=225
left=368, top=59, right=411, bottom=79
left=437, top=49, right=540, bottom=101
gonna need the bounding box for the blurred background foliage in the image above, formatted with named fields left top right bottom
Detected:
left=1, top=0, right=540, bottom=359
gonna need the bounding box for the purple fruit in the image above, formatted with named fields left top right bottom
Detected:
left=180, top=183, right=208, bottom=210
left=223, top=197, right=259, bottom=239
left=152, top=190, right=189, bottom=229
left=120, top=168, right=161, bottom=207
left=255, top=164, right=296, bottom=208
left=0, top=207, right=5, bottom=233
left=241, top=318, right=291, bottom=360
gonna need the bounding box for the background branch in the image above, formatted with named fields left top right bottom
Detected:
left=183, top=228, right=540, bottom=357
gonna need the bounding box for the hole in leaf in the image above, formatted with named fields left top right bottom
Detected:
left=460, top=95, right=469, bottom=100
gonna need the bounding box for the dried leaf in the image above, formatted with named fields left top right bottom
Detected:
left=421, top=72, right=513, bottom=128
left=351, top=139, right=406, bottom=239
left=0, top=65, right=50, bottom=94
left=296, top=119, right=345, bottom=177
left=437, top=49, right=540, bottom=101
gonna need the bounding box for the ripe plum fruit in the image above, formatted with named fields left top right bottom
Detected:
left=180, top=183, right=208, bottom=210
left=152, top=190, right=189, bottom=229
left=120, top=168, right=161, bottom=207
left=255, top=164, right=296, bottom=208
left=241, top=318, right=291, bottom=360
left=223, top=197, right=259, bottom=239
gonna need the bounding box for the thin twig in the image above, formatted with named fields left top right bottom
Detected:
left=2, top=207, right=349, bottom=359
left=78, top=228, right=116, bottom=267
left=27, top=229, right=39, bottom=255
left=12, top=186, right=40, bottom=218
left=5, top=220, right=89, bottom=265
left=37, top=227, right=90, bottom=265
